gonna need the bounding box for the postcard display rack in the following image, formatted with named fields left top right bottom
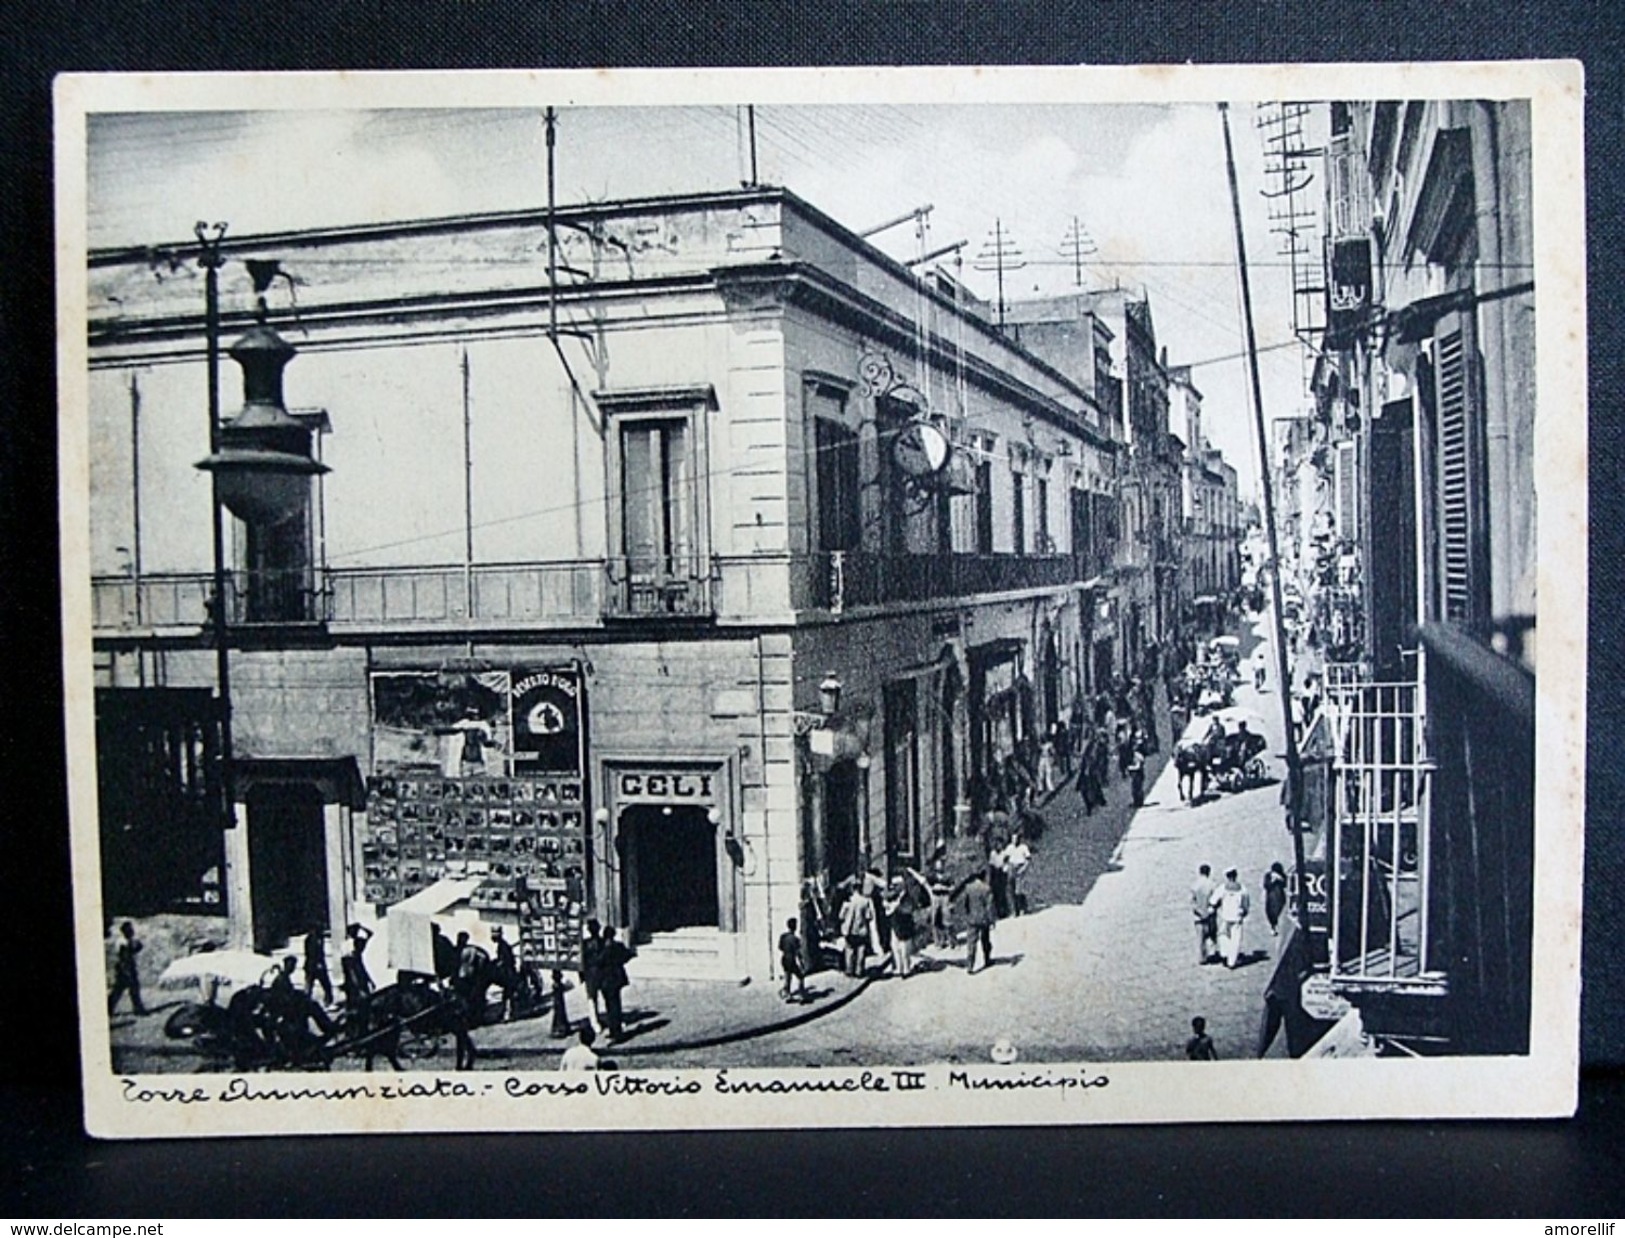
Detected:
left=363, top=773, right=588, bottom=970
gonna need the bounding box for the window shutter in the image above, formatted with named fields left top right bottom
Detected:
left=1431, top=311, right=1486, bottom=628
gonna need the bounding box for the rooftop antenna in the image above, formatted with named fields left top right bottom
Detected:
left=1059, top=215, right=1097, bottom=288
left=974, top=217, right=1026, bottom=328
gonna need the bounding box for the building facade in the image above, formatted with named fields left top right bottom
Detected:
left=88, top=187, right=1123, bottom=983
left=1308, top=99, right=1536, bottom=1053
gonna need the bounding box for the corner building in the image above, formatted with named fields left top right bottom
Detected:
left=89, top=187, right=1120, bottom=984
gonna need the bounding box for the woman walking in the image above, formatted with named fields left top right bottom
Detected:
left=1263, top=861, right=1289, bottom=937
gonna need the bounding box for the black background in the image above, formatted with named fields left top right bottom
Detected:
left=4, top=0, right=1622, bottom=1217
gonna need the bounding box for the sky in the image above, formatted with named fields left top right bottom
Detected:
left=88, top=101, right=1329, bottom=502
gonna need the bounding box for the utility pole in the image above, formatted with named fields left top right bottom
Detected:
left=1059, top=215, right=1097, bottom=288
left=196, top=220, right=235, bottom=832
left=1255, top=101, right=1326, bottom=385
left=747, top=104, right=759, bottom=187
left=545, top=106, right=558, bottom=345
left=974, top=217, right=1026, bottom=328
left=1220, top=102, right=1312, bottom=937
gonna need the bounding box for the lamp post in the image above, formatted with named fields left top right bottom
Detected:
left=193, top=223, right=329, bottom=843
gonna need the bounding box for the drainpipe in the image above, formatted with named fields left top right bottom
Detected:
left=1469, top=102, right=1513, bottom=623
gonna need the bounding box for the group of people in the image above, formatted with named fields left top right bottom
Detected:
left=1189, top=860, right=1290, bottom=970
left=575, top=919, right=636, bottom=1041
left=1073, top=703, right=1152, bottom=814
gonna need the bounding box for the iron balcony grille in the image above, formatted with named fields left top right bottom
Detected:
left=602, top=555, right=717, bottom=619
left=814, top=551, right=1077, bottom=613
left=1325, top=667, right=1447, bottom=995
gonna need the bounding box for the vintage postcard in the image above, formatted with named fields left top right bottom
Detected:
left=56, top=63, right=1586, bottom=1137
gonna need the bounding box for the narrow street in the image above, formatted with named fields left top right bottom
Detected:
left=642, top=611, right=1301, bottom=1068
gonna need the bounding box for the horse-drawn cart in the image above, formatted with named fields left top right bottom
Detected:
left=1173, top=708, right=1271, bottom=802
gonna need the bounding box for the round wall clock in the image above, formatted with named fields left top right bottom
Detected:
left=891, top=419, right=952, bottom=478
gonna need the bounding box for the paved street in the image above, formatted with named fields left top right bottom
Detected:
left=644, top=611, right=1302, bottom=1068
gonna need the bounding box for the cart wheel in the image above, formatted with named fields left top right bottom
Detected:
left=400, top=1026, right=444, bottom=1060
left=1245, top=757, right=1267, bottom=784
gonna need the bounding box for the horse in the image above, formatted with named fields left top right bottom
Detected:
left=1174, top=718, right=1227, bottom=804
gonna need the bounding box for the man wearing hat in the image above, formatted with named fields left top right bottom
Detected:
left=1209, top=867, right=1251, bottom=969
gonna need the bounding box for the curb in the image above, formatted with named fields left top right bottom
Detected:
left=483, top=971, right=878, bottom=1062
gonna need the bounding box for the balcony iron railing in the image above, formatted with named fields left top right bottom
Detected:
left=601, top=555, right=717, bottom=619
left=95, top=560, right=626, bottom=630
left=815, top=551, right=1078, bottom=613
left=1326, top=666, right=1444, bottom=995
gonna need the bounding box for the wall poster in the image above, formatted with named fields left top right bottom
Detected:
left=364, top=667, right=588, bottom=969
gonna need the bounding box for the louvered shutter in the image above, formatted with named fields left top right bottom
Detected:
left=1431, top=311, right=1487, bottom=628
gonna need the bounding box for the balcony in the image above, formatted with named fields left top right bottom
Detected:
left=602, top=555, right=717, bottom=620
left=94, top=560, right=622, bottom=633
left=812, top=551, right=1079, bottom=613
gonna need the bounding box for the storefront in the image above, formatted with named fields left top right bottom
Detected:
left=968, top=639, right=1031, bottom=808
left=596, top=760, right=739, bottom=939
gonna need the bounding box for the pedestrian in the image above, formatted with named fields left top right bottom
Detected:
left=302, top=926, right=334, bottom=1006
left=778, top=918, right=808, bottom=1001
left=1191, top=864, right=1219, bottom=965
left=1127, top=745, right=1146, bottom=808
left=596, top=924, right=633, bottom=1041
left=987, top=837, right=1011, bottom=920
left=1117, top=719, right=1135, bottom=778
left=1036, top=733, right=1057, bottom=796
left=1001, top=832, right=1032, bottom=916
left=579, top=917, right=605, bottom=1031
left=1069, top=731, right=1090, bottom=815
left=491, top=924, right=519, bottom=1020
left=863, top=864, right=890, bottom=954
left=1051, top=718, right=1073, bottom=779
left=454, top=931, right=489, bottom=1024
left=1263, top=861, right=1289, bottom=937
left=430, top=922, right=457, bottom=984
left=1210, top=867, right=1251, bottom=969
left=340, top=923, right=376, bottom=1010
left=926, top=856, right=954, bottom=949
left=954, top=867, right=997, bottom=975
left=107, top=920, right=147, bottom=1016
left=839, top=881, right=873, bottom=978
left=1186, top=1016, right=1219, bottom=1060
left=1253, top=646, right=1269, bottom=691
left=559, top=1022, right=600, bottom=1071
left=883, top=877, right=919, bottom=978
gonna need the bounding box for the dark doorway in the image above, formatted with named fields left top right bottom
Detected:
left=625, top=804, right=718, bottom=934
left=246, top=784, right=328, bottom=954
left=1094, top=640, right=1115, bottom=696
left=823, top=761, right=861, bottom=888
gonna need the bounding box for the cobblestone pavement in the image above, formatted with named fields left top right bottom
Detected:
left=650, top=611, right=1302, bottom=1069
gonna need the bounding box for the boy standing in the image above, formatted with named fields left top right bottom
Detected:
left=778, top=918, right=808, bottom=1002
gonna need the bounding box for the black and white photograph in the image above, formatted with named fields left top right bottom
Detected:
left=57, top=64, right=1587, bottom=1136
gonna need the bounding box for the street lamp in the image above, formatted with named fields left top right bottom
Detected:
left=191, top=222, right=329, bottom=833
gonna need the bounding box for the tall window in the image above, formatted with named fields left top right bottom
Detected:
left=1035, top=477, right=1050, bottom=552
left=621, top=418, right=692, bottom=575
left=1011, top=469, right=1027, bottom=555
left=1071, top=487, right=1093, bottom=575
left=814, top=417, right=861, bottom=552
left=883, top=677, right=921, bottom=861
left=974, top=460, right=995, bottom=554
